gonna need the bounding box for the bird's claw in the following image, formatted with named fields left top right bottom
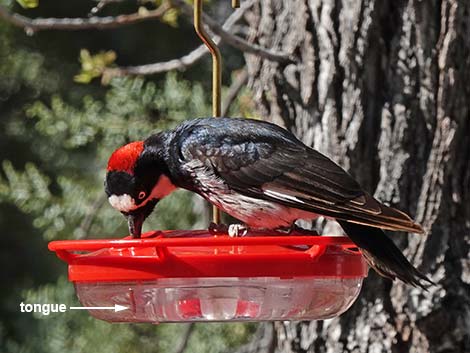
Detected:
left=228, top=224, right=249, bottom=237
left=208, top=222, right=228, bottom=235
left=276, top=224, right=319, bottom=236
left=208, top=222, right=249, bottom=237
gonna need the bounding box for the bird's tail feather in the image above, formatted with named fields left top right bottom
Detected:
left=339, top=221, right=434, bottom=289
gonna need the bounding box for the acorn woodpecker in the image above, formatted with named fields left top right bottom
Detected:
left=105, top=117, right=432, bottom=288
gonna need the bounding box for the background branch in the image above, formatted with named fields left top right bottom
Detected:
left=0, top=0, right=289, bottom=78
left=221, top=68, right=248, bottom=116
left=77, top=194, right=107, bottom=239
left=171, top=0, right=293, bottom=63
left=104, top=43, right=209, bottom=77
left=0, top=2, right=170, bottom=32
left=173, top=323, right=195, bottom=353
left=90, top=0, right=126, bottom=15
left=104, top=1, right=252, bottom=77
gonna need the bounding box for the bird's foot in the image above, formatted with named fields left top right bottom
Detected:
left=208, top=222, right=249, bottom=237
left=228, top=224, right=249, bottom=237
left=275, top=224, right=319, bottom=236
left=208, top=222, right=228, bottom=235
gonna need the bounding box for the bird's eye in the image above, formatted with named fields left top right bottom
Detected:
left=138, top=191, right=146, bottom=200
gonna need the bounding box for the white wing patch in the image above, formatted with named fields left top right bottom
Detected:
left=262, top=188, right=306, bottom=204
left=108, top=194, right=136, bottom=212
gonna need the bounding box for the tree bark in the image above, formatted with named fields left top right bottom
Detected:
left=243, top=0, right=470, bottom=352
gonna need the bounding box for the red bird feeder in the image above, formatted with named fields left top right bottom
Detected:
left=49, top=230, right=367, bottom=323
left=48, top=0, right=368, bottom=323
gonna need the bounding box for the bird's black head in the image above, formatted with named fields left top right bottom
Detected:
left=105, top=139, right=176, bottom=238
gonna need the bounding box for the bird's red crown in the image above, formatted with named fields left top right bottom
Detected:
left=107, top=141, right=144, bottom=175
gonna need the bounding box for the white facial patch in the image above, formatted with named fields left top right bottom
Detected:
left=108, top=194, right=137, bottom=212
left=108, top=175, right=177, bottom=213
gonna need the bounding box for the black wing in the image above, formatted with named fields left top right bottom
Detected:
left=177, top=118, right=423, bottom=233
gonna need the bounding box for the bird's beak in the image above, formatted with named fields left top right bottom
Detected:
left=127, top=213, right=145, bottom=238
left=125, top=199, right=158, bottom=238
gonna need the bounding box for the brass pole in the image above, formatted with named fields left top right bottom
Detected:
left=193, top=0, right=222, bottom=224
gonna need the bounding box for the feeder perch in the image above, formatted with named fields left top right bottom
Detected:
left=48, top=230, right=367, bottom=323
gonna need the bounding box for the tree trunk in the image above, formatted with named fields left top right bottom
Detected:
left=243, top=0, right=470, bottom=352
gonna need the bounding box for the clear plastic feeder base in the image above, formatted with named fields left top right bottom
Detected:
left=49, top=230, right=368, bottom=323
left=76, top=277, right=363, bottom=323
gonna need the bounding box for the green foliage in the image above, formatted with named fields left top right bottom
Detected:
left=74, top=49, right=117, bottom=84
left=158, top=322, right=257, bottom=353
left=225, top=71, right=257, bottom=119
left=0, top=30, right=60, bottom=95
left=1, top=73, right=210, bottom=240
left=15, top=0, right=38, bottom=9
left=3, top=275, right=256, bottom=353
left=161, top=7, right=179, bottom=27
left=1, top=72, right=257, bottom=352
left=0, top=2, right=254, bottom=351
left=6, top=277, right=156, bottom=353
left=153, top=0, right=209, bottom=28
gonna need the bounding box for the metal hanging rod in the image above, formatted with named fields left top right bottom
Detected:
left=193, top=0, right=240, bottom=224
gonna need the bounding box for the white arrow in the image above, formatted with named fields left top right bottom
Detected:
left=69, top=304, right=128, bottom=312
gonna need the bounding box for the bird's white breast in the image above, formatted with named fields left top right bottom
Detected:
left=183, top=160, right=315, bottom=228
